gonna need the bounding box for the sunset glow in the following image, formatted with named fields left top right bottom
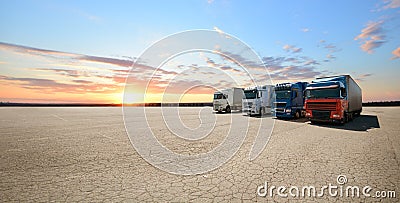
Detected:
left=1, top=1, right=399, bottom=103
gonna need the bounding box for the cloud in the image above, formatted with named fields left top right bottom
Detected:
left=213, top=26, right=224, bottom=34
left=0, top=42, right=328, bottom=100
left=390, top=47, right=400, bottom=60
left=383, top=0, right=400, bottom=9
left=304, top=59, right=320, bottom=66
left=0, top=74, right=120, bottom=94
left=0, top=42, right=179, bottom=87
left=283, top=44, right=302, bottom=53
left=201, top=56, right=243, bottom=73
left=217, top=50, right=266, bottom=71
left=360, top=40, right=386, bottom=54
left=284, top=57, right=302, bottom=64
left=112, top=76, right=128, bottom=84
left=324, top=44, right=336, bottom=49
left=301, top=28, right=310, bottom=32
left=354, top=21, right=386, bottom=53
left=79, top=55, right=133, bottom=67
left=0, top=42, right=79, bottom=58
left=72, top=79, right=93, bottom=84
left=206, top=58, right=217, bottom=67
left=263, top=56, right=320, bottom=69
left=355, top=73, right=373, bottom=81
left=318, top=40, right=342, bottom=54
left=32, top=68, right=86, bottom=78
left=262, top=56, right=324, bottom=81
left=354, top=21, right=384, bottom=40
left=324, top=44, right=341, bottom=53
left=326, top=54, right=336, bottom=59
left=0, top=42, right=138, bottom=68
left=268, top=66, right=321, bottom=80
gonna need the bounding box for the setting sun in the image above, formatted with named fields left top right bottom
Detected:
left=123, top=92, right=144, bottom=104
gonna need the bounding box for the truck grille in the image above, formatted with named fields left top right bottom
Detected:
left=312, top=110, right=330, bottom=120
left=275, top=103, right=286, bottom=108
left=243, top=102, right=252, bottom=107
left=306, top=102, right=336, bottom=111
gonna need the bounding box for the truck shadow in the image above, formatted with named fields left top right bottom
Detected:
left=274, top=117, right=309, bottom=123
left=213, top=110, right=243, bottom=114
left=309, top=114, right=380, bottom=131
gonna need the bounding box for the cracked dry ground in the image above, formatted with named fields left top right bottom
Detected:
left=0, top=107, right=399, bottom=202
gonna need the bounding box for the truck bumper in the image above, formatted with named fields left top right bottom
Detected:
left=242, top=109, right=252, bottom=115
left=309, top=118, right=342, bottom=123
left=242, top=107, right=258, bottom=116
left=214, top=105, right=225, bottom=112
left=276, top=112, right=293, bottom=118
left=305, top=109, right=344, bottom=122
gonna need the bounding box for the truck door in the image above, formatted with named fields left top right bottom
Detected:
left=292, top=88, right=299, bottom=107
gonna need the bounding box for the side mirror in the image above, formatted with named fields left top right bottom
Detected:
left=341, top=88, right=347, bottom=97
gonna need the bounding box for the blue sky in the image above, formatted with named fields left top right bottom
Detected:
left=0, top=0, right=399, bottom=103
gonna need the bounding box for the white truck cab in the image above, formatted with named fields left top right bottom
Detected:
left=213, top=88, right=243, bottom=113
left=242, top=85, right=275, bottom=116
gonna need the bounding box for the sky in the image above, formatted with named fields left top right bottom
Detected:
left=0, top=0, right=399, bottom=103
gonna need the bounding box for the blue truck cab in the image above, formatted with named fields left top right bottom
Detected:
left=273, top=82, right=308, bottom=119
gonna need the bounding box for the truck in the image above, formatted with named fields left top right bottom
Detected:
left=213, top=88, right=243, bottom=113
left=242, top=85, right=275, bottom=116
left=273, top=82, right=308, bottom=119
left=304, top=75, right=362, bottom=123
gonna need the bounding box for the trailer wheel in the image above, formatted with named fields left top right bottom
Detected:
left=294, top=110, right=300, bottom=119
left=226, top=106, right=231, bottom=113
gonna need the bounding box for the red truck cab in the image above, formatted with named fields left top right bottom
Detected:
left=304, top=75, right=362, bottom=124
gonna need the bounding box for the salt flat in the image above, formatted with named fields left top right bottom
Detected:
left=0, top=107, right=399, bottom=202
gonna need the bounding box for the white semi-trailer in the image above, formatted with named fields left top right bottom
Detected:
left=213, top=88, right=244, bottom=113
left=242, top=85, right=275, bottom=116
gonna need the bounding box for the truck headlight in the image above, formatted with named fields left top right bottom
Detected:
left=305, top=112, right=311, bottom=117
left=332, top=114, right=340, bottom=118
left=285, top=108, right=291, bottom=113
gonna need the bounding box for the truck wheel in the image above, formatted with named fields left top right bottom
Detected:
left=226, top=106, right=231, bottom=113
left=294, top=111, right=300, bottom=119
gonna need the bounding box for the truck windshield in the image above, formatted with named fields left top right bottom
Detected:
left=214, top=94, right=226, bottom=99
left=306, top=88, right=340, bottom=99
left=244, top=90, right=257, bottom=99
left=276, top=90, right=290, bottom=99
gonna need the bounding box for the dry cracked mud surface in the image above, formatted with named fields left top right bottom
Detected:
left=0, top=107, right=399, bottom=202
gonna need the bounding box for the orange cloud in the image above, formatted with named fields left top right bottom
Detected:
left=383, top=0, right=400, bottom=9
left=354, top=21, right=386, bottom=53
left=390, top=47, right=400, bottom=60
left=283, top=44, right=302, bottom=53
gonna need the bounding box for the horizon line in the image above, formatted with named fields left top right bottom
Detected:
left=1, top=101, right=400, bottom=107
